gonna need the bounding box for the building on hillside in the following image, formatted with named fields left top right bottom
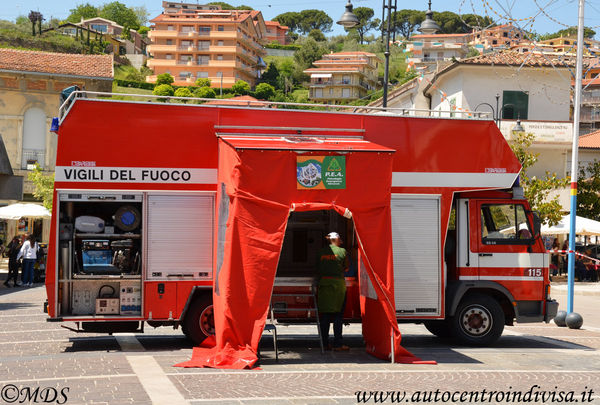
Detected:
left=146, top=3, right=267, bottom=88
left=78, top=17, right=147, bottom=56
left=577, top=130, right=600, bottom=169
left=264, top=21, right=289, bottom=45
left=0, top=49, right=113, bottom=242
left=162, top=1, right=221, bottom=13
left=42, top=23, right=124, bottom=55
left=471, top=24, right=526, bottom=51
left=406, top=33, right=472, bottom=72
left=304, top=52, right=381, bottom=103
left=368, top=50, right=577, bottom=208
left=536, top=36, right=600, bottom=55
left=580, top=60, right=600, bottom=135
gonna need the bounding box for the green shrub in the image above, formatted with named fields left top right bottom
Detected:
left=194, top=86, right=216, bottom=99
left=254, top=83, right=275, bottom=100
left=195, top=77, right=211, bottom=88
left=156, top=73, right=174, bottom=85
left=114, top=79, right=155, bottom=90
left=231, top=80, right=250, bottom=95
left=265, top=42, right=301, bottom=50
left=153, top=84, right=174, bottom=101
left=174, top=87, right=193, bottom=102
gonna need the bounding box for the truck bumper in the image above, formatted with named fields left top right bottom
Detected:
left=515, top=299, right=559, bottom=323
left=544, top=299, right=559, bottom=323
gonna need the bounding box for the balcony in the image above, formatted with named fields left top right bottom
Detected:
left=147, top=44, right=175, bottom=53
left=147, top=59, right=177, bottom=67
left=148, top=30, right=178, bottom=39
left=582, top=91, right=600, bottom=104
left=22, top=149, right=44, bottom=170
left=580, top=109, right=600, bottom=123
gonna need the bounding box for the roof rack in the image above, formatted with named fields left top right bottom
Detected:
left=58, top=90, right=493, bottom=123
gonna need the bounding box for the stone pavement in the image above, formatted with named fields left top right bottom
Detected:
left=0, top=284, right=599, bottom=404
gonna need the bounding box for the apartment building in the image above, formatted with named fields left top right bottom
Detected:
left=147, top=3, right=267, bottom=88
left=407, top=33, right=472, bottom=72
left=304, top=52, right=381, bottom=103
left=471, top=24, right=525, bottom=51
left=264, top=21, right=289, bottom=45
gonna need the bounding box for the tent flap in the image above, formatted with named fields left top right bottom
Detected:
left=176, top=137, right=432, bottom=369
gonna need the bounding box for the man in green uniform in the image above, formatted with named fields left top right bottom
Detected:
left=317, top=232, right=349, bottom=351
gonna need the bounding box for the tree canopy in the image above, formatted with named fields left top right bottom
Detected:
left=274, top=9, right=332, bottom=34
left=345, top=7, right=380, bottom=44
left=294, top=37, right=327, bottom=70
left=537, top=26, right=596, bottom=41
left=389, top=9, right=493, bottom=38
left=577, top=161, right=600, bottom=221
left=100, top=2, right=141, bottom=30
left=66, top=3, right=99, bottom=23
left=207, top=2, right=253, bottom=10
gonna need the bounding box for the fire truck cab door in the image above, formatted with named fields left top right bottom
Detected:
left=475, top=200, right=545, bottom=299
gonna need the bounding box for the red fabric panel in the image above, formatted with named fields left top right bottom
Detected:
left=176, top=143, right=434, bottom=369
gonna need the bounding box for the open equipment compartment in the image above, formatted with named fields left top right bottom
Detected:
left=56, top=191, right=143, bottom=317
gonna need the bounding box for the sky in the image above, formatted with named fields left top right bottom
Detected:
left=4, top=0, right=600, bottom=37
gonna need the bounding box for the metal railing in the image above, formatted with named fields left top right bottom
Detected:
left=21, top=149, right=44, bottom=170
left=57, top=91, right=494, bottom=124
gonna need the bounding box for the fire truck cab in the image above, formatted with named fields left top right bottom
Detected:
left=45, top=95, right=558, bottom=347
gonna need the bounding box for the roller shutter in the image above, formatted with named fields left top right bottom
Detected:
left=147, top=194, right=214, bottom=279
left=391, top=196, right=441, bottom=316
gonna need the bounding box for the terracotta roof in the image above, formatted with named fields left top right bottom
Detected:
left=0, top=48, right=113, bottom=79
left=460, top=50, right=577, bottom=67
left=304, top=67, right=361, bottom=73
left=329, top=51, right=377, bottom=57
left=580, top=130, right=600, bottom=148
left=204, top=95, right=268, bottom=106
left=265, top=20, right=288, bottom=29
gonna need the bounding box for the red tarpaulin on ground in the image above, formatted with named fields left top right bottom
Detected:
left=175, top=137, right=435, bottom=369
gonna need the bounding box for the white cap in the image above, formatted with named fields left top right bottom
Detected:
left=327, top=232, right=340, bottom=240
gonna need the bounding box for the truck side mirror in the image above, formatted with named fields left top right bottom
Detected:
left=532, top=212, right=541, bottom=238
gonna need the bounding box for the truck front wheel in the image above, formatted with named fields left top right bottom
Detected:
left=183, top=295, right=214, bottom=345
left=451, top=294, right=504, bottom=346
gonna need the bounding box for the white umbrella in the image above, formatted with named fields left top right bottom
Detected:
left=541, top=214, right=600, bottom=236
left=0, top=203, right=51, bottom=220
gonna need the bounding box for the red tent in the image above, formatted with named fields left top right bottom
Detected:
left=176, top=135, right=430, bottom=369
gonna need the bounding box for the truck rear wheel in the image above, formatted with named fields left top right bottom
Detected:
left=451, top=293, right=504, bottom=346
left=423, top=320, right=452, bottom=338
left=183, top=295, right=214, bottom=345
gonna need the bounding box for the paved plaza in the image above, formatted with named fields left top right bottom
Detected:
left=0, top=267, right=599, bottom=404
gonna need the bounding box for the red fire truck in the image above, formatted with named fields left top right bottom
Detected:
left=45, top=93, right=558, bottom=347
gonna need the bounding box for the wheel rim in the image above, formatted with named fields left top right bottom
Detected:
left=459, top=304, right=492, bottom=337
left=199, top=305, right=215, bottom=336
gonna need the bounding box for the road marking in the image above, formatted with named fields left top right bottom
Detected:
left=127, top=355, right=188, bottom=405
left=116, top=333, right=145, bottom=352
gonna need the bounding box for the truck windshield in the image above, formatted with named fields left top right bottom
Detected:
left=481, top=204, right=532, bottom=244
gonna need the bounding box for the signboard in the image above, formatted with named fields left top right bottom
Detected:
left=296, top=156, right=346, bottom=190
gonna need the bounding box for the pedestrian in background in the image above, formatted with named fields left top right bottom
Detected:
left=17, top=234, right=38, bottom=287
left=4, top=236, right=21, bottom=287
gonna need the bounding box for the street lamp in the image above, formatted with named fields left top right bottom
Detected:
left=337, top=0, right=360, bottom=28
left=512, top=119, right=525, bottom=134
left=337, top=0, right=396, bottom=108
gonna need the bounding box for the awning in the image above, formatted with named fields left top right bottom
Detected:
left=217, top=135, right=393, bottom=152
left=0, top=203, right=50, bottom=220
left=310, top=73, right=332, bottom=78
